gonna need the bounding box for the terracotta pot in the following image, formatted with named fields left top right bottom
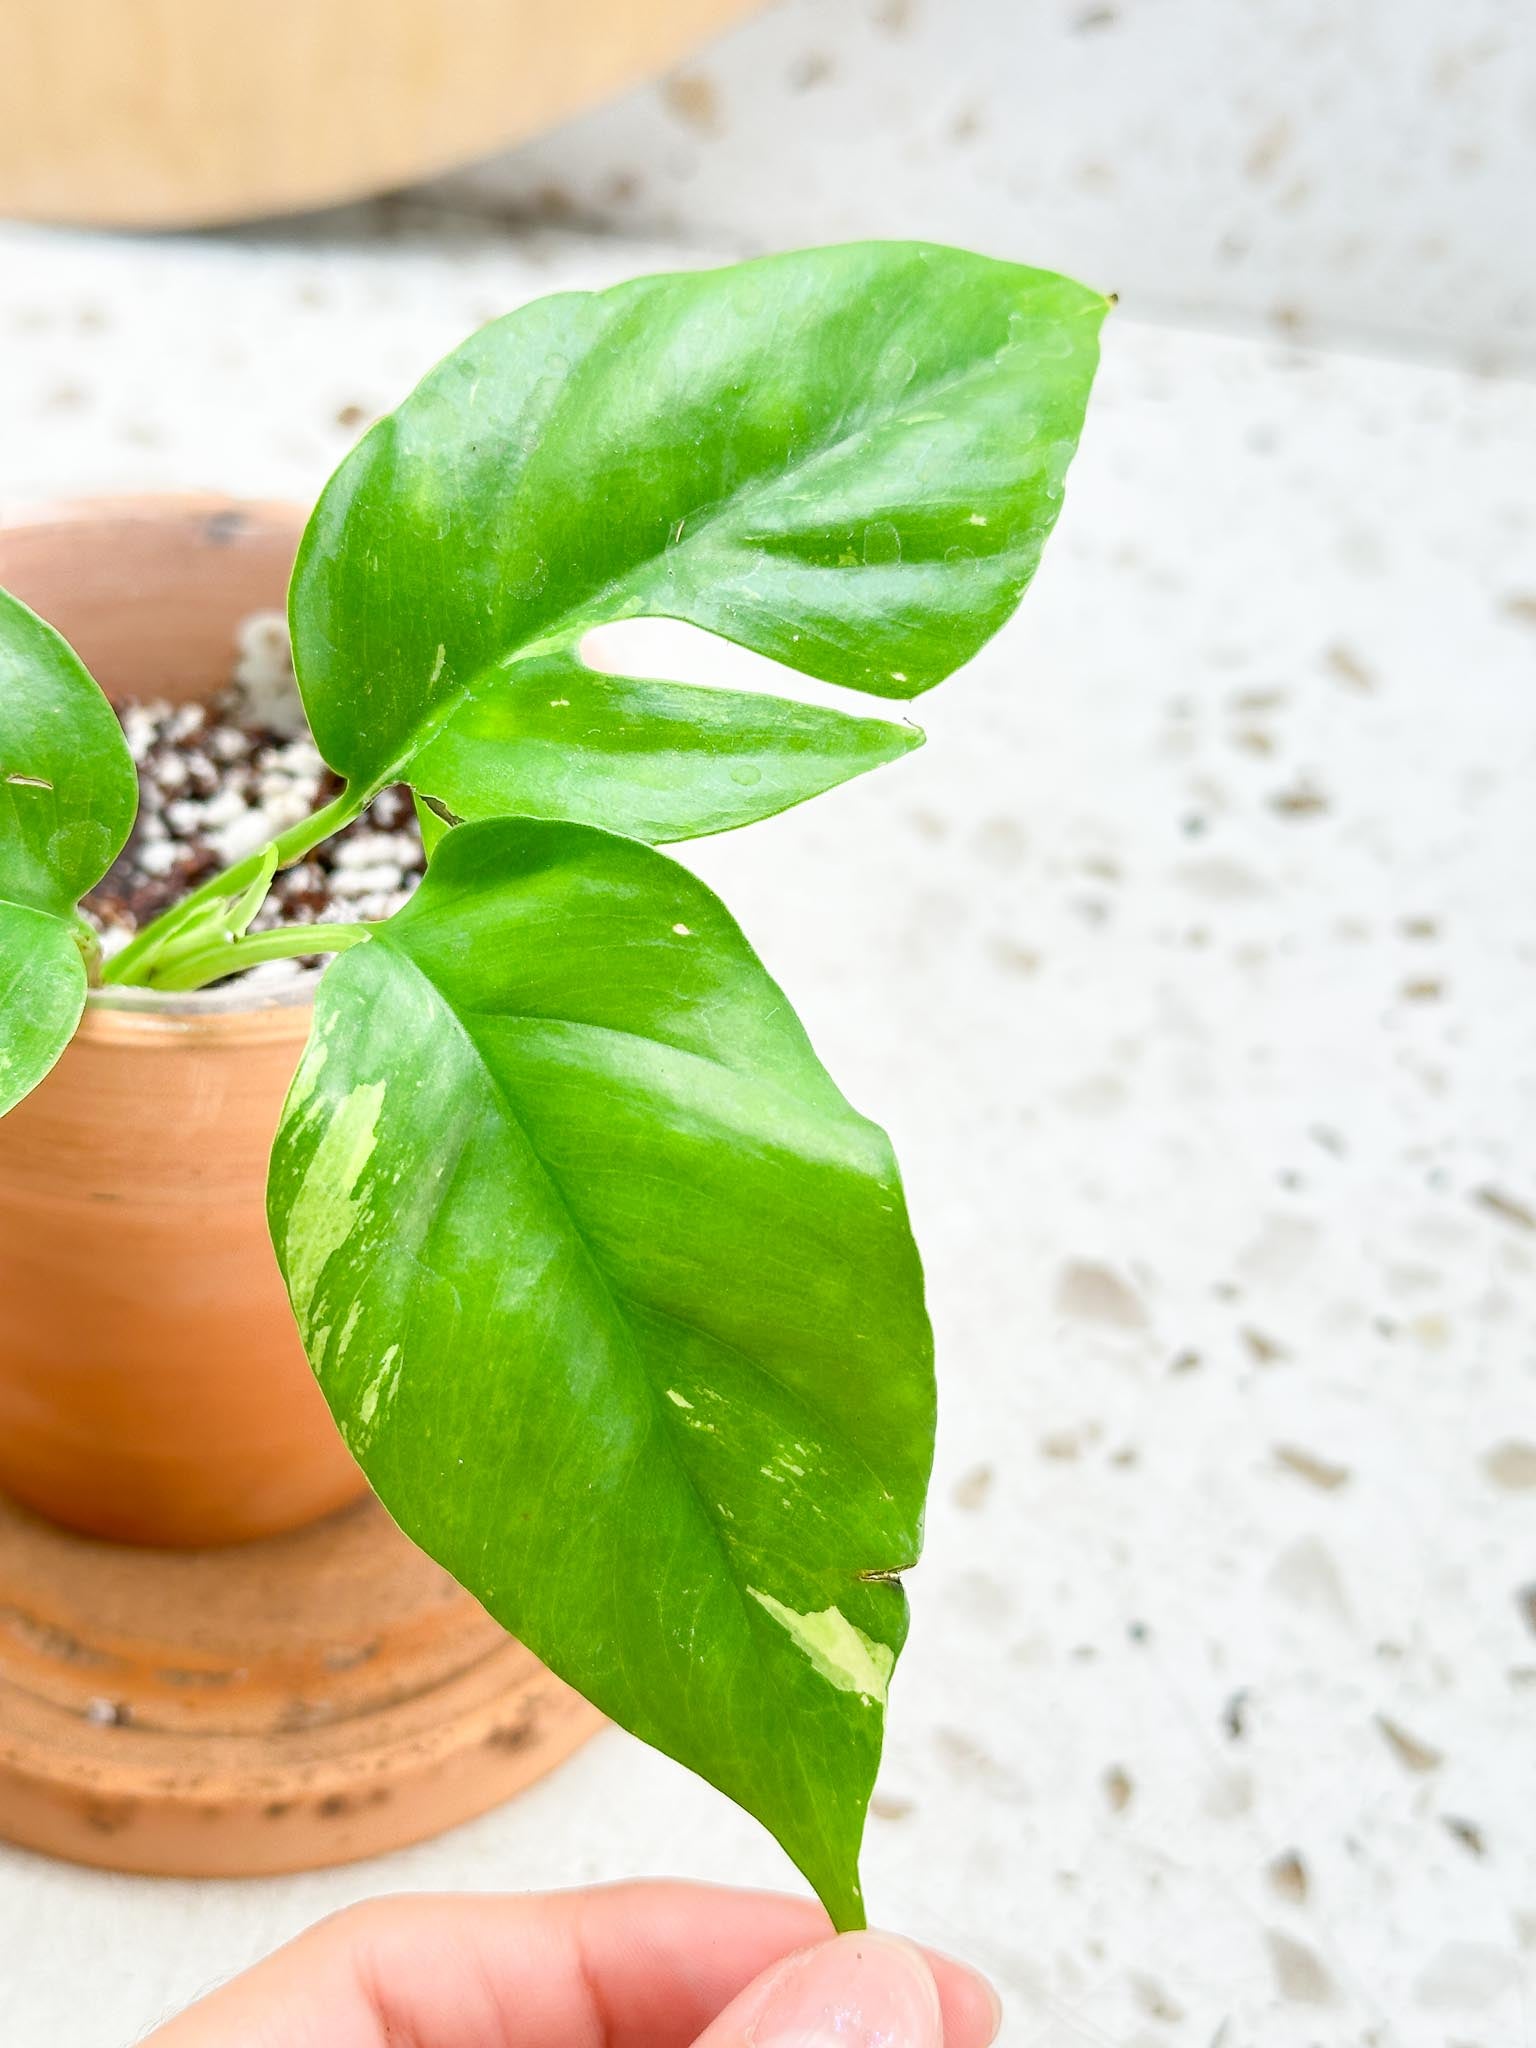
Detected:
left=0, top=497, right=369, bottom=1545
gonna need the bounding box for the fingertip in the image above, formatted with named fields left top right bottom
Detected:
left=687, top=1927, right=999, bottom=2048
left=767, top=1931, right=943, bottom=2046
left=923, top=1947, right=1003, bottom=2048
left=693, top=1929, right=944, bottom=2048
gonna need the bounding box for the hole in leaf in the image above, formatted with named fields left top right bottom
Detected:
left=580, top=618, right=915, bottom=722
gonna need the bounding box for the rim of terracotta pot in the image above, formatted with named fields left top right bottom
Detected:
left=81, top=978, right=317, bottom=1047
left=0, top=489, right=304, bottom=533
left=2, top=491, right=320, bottom=1051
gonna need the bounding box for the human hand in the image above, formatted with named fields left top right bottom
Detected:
left=143, top=1880, right=1002, bottom=2048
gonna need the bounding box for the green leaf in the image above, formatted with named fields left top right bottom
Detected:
left=227, top=842, right=281, bottom=938
left=0, top=906, right=94, bottom=1119
left=408, top=653, right=921, bottom=843
left=268, top=819, right=933, bottom=1927
left=291, top=240, right=1106, bottom=840
left=412, top=791, right=453, bottom=860
left=0, top=589, right=137, bottom=1114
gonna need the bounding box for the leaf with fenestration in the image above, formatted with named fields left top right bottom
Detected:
left=290, top=241, right=1106, bottom=841
left=396, top=653, right=921, bottom=845
left=0, top=590, right=136, bottom=1115
left=268, top=819, right=933, bottom=1926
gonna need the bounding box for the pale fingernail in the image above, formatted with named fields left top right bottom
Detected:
left=751, top=1931, right=944, bottom=2048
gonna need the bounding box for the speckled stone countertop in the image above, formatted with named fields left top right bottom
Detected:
left=1, top=218, right=1533, bottom=2046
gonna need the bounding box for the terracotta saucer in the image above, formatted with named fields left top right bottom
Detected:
left=0, top=1490, right=603, bottom=1874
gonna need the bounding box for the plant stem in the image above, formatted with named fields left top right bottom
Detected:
left=73, top=914, right=104, bottom=988
left=144, top=922, right=372, bottom=993
left=102, top=783, right=371, bottom=987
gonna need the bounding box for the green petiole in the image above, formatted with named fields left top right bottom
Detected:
left=102, top=783, right=372, bottom=987
left=139, top=921, right=372, bottom=994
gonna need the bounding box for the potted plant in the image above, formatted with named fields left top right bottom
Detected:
left=0, top=241, right=1105, bottom=1927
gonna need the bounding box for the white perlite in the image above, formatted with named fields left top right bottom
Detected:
left=84, top=615, right=424, bottom=967
left=232, top=609, right=311, bottom=740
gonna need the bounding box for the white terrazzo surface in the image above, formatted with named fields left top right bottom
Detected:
left=0, top=220, right=1533, bottom=2046
left=439, top=0, right=1536, bottom=372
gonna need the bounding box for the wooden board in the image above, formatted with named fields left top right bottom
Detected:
left=0, top=1490, right=603, bottom=1874
left=0, top=0, right=760, bottom=228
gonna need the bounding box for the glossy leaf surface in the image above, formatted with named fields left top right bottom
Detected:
left=268, top=819, right=934, bottom=1926
left=0, top=589, right=136, bottom=1113
left=407, top=653, right=921, bottom=843
left=290, top=241, right=1106, bottom=839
